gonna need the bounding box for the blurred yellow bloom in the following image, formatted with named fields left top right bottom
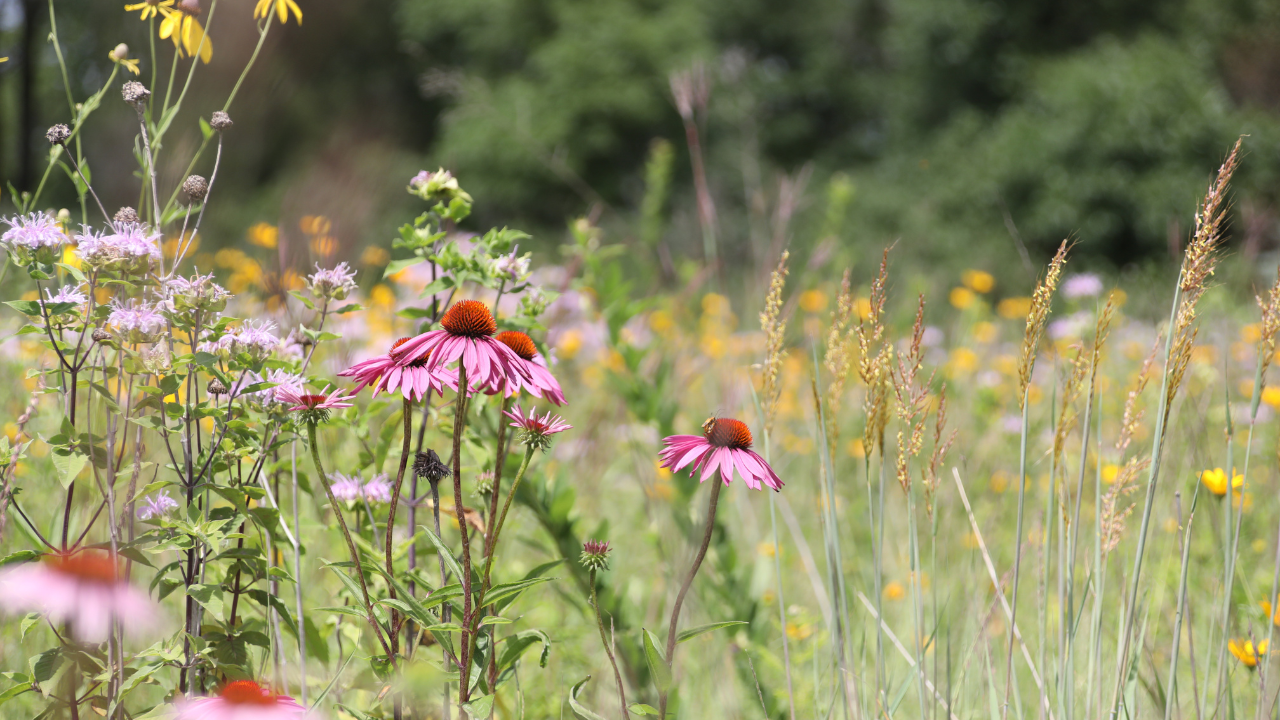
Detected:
left=1229, top=639, right=1267, bottom=668
left=61, top=245, right=81, bottom=270
left=1190, top=345, right=1216, bottom=365
left=846, top=438, right=865, bottom=458
left=247, top=222, right=278, bottom=248
left=757, top=541, right=777, bottom=558
left=159, top=5, right=212, bottom=64
left=997, top=297, right=1033, bottom=320
left=856, top=297, right=871, bottom=320
left=971, top=321, right=997, bottom=344
left=1261, top=596, right=1280, bottom=626
left=1264, top=387, right=1280, bottom=409
left=124, top=0, right=174, bottom=21
left=883, top=581, right=905, bottom=601
left=947, top=347, right=978, bottom=375
left=962, top=269, right=995, bottom=293
left=1101, top=464, right=1119, bottom=485
left=368, top=283, right=395, bottom=309
left=785, top=622, right=813, bottom=641
left=799, top=289, right=828, bottom=313
left=1200, top=468, right=1242, bottom=497
left=701, top=293, right=730, bottom=316
left=558, top=329, right=583, bottom=360
left=949, top=287, right=975, bottom=310
left=300, top=215, right=332, bottom=235
left=360, top=246, right=389, bottom=266
left=310, top=234, right=337, bottom=258
left=1242, top=324, right=1262, bottom=343
left=254, top=0, right=301, bottom=24
left=990, top=471, right=1010, bottom=493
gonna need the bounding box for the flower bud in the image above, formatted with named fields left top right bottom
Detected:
left=182, top=175, right=208, bottom=203
left=114, top=207, right=140, bottom=225
left=45, top=124, right=70, bottom=145
left=109, top=44, right=129, bottom=62
left=209, top=111, right=233, bottom=131
left=580, top=539, right=612, bottom=572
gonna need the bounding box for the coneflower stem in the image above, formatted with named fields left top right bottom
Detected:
left=306, top=420, right=392, bottom=660
left=659, top=478, right=723, bottom=717
left=450, top=364, right=476, bottom=703
left=385, top=397, right=414, bottom=656
left=589, top=568, right=631, bottom=720
left=481, top=446, right=534, bottom=592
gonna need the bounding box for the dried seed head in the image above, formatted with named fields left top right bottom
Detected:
left=207, top=379, right=228, bottom=396
left=209, top=111, right=233, bottom=131
left=759, top=251, right=789, bottom=433
left=1017, top=240, right=1071, bottom=410
left=182, top=175, right=209, bottom=203
left=91, top=328, right=112, bottom=343
left=413, top=449, right=450, bottom=483
left=824, top=268, right=856, bottom=451
left=1256, top=265, right=1280, bottom=381
left=114, top=207, right=140, bottom=224
left=45, top=124, right=70, bottom=145
left=121, top=81, right=150, bottom=106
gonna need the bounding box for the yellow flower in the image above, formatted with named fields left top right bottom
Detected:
left=972, top=321, right=997, bottom=344
left=997, top=297, right=1033, bottom=320
left=1200, top=468, right=1243, bottom=497
left=1229, top=639, right=1267, bottom=668
left=360, top=246, right=389, bottom=266
left=1101, top=464, right=1120, bottom=485
left=61, top=245, right=81, bottom=270
left=799, top=289, right=828, bottom=314
left=1261, top=597, right=1280, bottom=627
left=947, top=347, right=978, bottom=375
left=300, top=215, right=332, bottom=235
left=159, top=5, right=213, bottom=64
left=247, top=222, right=279, bottom=249
left=949, top=287, right=975, bottom=310
left=109, top=43, right=141, bottom=75
left=124, top=0, right=174, bottom=21
left=254, top=0, right=301, bottom=24
left=883, top=581, right=905, bottom=601
left=962, top=269, right=995, bottom=294
left=1263, top=386, right=1280, bottom=409
left=309, top=234, right=337, bottom=258
left=1242, top=323, right=1262, bottom=344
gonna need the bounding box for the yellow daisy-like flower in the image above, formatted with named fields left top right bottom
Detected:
left=159, top=3, right=213, bottom=64
left=1200, top=467, right=1243, bottom=497
left=1228, top=638, right=1267, bottom=669
left=109, top=44, right=141, bottom=75
left=254, top=0, right=302, bottom=24
left=124, top=0, right=174, bottom=20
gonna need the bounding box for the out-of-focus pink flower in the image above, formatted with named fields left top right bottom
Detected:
left=0, top=551, right=160, bottom=643
left=1062, top=273, right=1104, bottom=299
left=504, top=404, right=572, bottom=451
left=493, top=331, right=565, bottom=405
left=339, top=337, right=458, bottom=402
left=275, top=384, right=354, bottom=415
left=2, top=212, right=68, bottom=251
left=659, top=418, right=783, bottom=491
left=395, top=300, right=530, bottom=394
left=176, top=680, right=307, bottom=719
left=138, top=492, right=179, bottom=520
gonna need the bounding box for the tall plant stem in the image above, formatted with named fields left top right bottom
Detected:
left=590, top=568, right=631, bottom=720
left=306, top=421, right=392, bottom=659
left=1165, top=488, right=1201, bottom=720
left=450, top=364, right=476, bottom=703
left=290, top=440, right=307, bottom=704
left=1065, top=365, right=1098, bottom=720
left=658, top=478, right=723, bottom=717
left=481, top=447, right=534, bottom=591
left=908, top=481, right=929, bottom=719
left=385, top=397, right=414, bottom=655
left=1002, top=395, right=1033, bottom=720
left=764, top=427, right=797, bottom=720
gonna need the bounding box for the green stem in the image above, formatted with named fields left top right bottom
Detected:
left=450, top=364, right=476, bottom=703
left=306, top=421, right=392, bottom=659
left=384, top=397, right=414, bottom=655
left=1002, top=393, right=1033, bottom=720
left=480, top=446, right=534, bottom=593
left=1165, top=487, right=1201, bottom=720
left=590, top=568, right=631, bottom=720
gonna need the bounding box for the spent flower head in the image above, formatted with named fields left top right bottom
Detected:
left=413, top=449, right=450, bottom=483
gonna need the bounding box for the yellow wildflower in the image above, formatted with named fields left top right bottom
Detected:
left=247, top=222, right=278, bottom=248
left=799, top=289, right=827, bottom=313
left=300, top=215, right=332, bottom=235
left=1101, top=464, right=1119, bottom=485
left=972, top=321, right=997, bottom=344
left=949, top=287, right=975, bottom=310
left=360, top=246, right=389, bottom=266
left=883, top=581, right=905, bottom=601
left=124, top=0, right=174, bottom=21
left=1200, top=468, right=1243, bottom=497
left=997, top=296, right=1033, bottom=320
left=1261, top=596, right=1280, bottom=626
left=962, top=269, right=995, bottom=293
left=109, top=43, right=141, bottom=75
left=1228, top=639, right=1267, bottom=668
left=1263, top=386, right=1280, bottom=409
left=159, top=2, right=212, bottom=64
left=254, top=0, right=301, bottom=24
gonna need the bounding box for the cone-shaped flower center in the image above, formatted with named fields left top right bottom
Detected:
left=704, top=418, right=752, bottom=450
left=298, top=394, right=328, bottom=408
left=45, top=551, right=119, bottom=584
left=496, top=330, right=538, bottom=360
left=390, top=337, right=432, bottom=367
left=441, top=300, right=497, bottom=338
left=220, top=680, right=276, bottom=705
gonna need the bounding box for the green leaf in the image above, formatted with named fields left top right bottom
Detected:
left=642, top=628, right=672, bottom=693
left=462, top=694, right=494, bottom=718
left=487, top=576, right=554, bottom=612
left=629, top=703, right=661, bottom=716
left=0, top=550, right=41, bottom=567
left=568, top=677, right=608, bottom=720
left=676, top=620, right=747, bottom=644
left=384, top=256, right=423, bottom=278
left=419, top=525, right=464, bottom=581
left=4, top=300, right=42, bottom=316
left=498, top=629, right=550, bottom=672
left=187, top=583, right=224, bottom=621
left=316, top=606, right=368, bottom=620
left=51, top=447, right=88, bottom=487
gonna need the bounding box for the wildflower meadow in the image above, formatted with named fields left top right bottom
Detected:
left=3, top=3, right=1280, bottom=720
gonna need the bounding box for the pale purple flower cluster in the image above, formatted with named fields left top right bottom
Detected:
left=43, top=284, right=87, bottom=306
left=329, top=473, right=391, bottom=504
left=1062, top=273, right=1104, bottom=300
left=137, top=492, right=179, bottom=520
left=228, top=320, right=279, bottom=360
left=490, top=248, right=531, bottom=283
left=230, top=369, right=305, bottom=402
left=1, top=213, right=68, bottom=252
left=77, top=224, right=161, bottom=271
left=108, top=301, right=167, bottom=342
left=166, top=273, right=230, bottom=314
left=307, top=262, right=358, bottom=301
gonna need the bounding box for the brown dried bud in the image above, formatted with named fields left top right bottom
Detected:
left=92, top=328, right=111, bottom=343
left=209, top=111, right=233, bottom=131
left=45, top=124, right=71, bottom=145
left=207, top=379, right=228, bottom=396
left=122, top=81, right=150, bottom=106
left=114, top=207, right=140, bottom=224
left=176, top=0, right=200, bottom=14
left=182, top=175, right=209, bottom=203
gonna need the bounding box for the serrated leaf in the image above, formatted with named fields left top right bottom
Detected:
left=642, top=628, right=671, bottom=693
left=568, top=677, right=608, bottom=720
left=676, top=620, right=747, bottom=644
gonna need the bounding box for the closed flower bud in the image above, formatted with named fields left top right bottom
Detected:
left=177, top=0, right=201, bottom=14
left=209, top=111, right=233, bottom=131
left=207, top=379, right=228, bottom=396
left=114, top=207, right=140, bottom=225
left=182, top=175, right=208, bottom=203
left=45, top=124, right=70, bottom=145
left=580, top=539, right=612, bottom=572
left=109, top=44, right=129, bottom=62
left=121, top=81, right=150, bottom=106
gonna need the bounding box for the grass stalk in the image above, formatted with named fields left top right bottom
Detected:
left=1165, top=487, right=1202, bottom=720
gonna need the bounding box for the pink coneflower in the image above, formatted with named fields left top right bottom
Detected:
left=494, top=331, right=566, bottom=405
left=275, top=384, right=354, bottom=423
left=0, top=551, right=159, bottom=642
left=659, top=418, right=783, bottom=491
left=338, top=337, right=458, bottom=402
left=395, top=300, right=531, bottom=393
left=176, top=680, right=306, bottom=719
left=504, top=403, right=572, bottom=451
